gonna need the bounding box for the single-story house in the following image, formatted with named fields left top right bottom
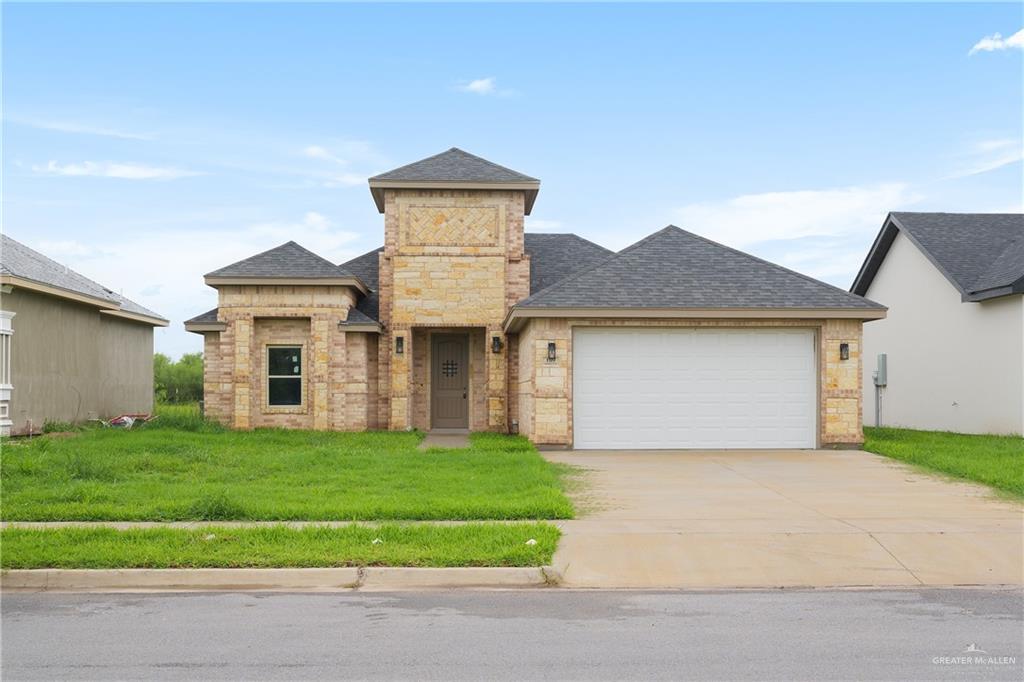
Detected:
left=0, top=235, right=168, bottom=435
left=852, top=212, right=1024, bottom=435
left=186, top=148, right=885, bottom=449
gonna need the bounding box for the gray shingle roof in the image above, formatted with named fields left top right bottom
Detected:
left=1, top=234, right=167, bottom=323
left=340, top=247, right=383, bottom=321
left=185, top=308, right=219, bottom=325
left=370, top=148, right=538, bottom=184
left=517, top=226, right=885, bottom=310
left=524, top=233, right=614, bottom=294
left=851, top=212, right=1024, bottom=301
left=340, top=308, right=379, bottom=326
left=206, top=241, right=361, bottom=281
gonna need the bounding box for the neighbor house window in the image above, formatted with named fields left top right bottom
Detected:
left=267, top=346, right=302, bottom=406
left=0, top=311, right=13, bottom=395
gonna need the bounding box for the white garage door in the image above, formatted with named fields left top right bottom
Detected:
left=572, top=328, right=817, bottom=449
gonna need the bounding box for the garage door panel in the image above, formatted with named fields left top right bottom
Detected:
left=572, top=328, right=816, bottom=449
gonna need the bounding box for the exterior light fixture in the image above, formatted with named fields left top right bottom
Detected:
left=547, top=342, right=557, bottom=361
left=839, top=343, right=850, bottom=361
left=395, top=336, right=404, bottom=355
left=491, top=336, right=503, bottom=353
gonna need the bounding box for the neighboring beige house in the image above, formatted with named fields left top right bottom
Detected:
left=0, top=235, right=168, bottom=435
left=186, top=148, right=885, bottom=449
left=852, top=212, right=1024, bottom=435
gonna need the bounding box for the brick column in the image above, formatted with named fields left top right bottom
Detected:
left=389, top=327, right=412, bottom=429
left=230, top=315, right=253, bottom=430
left=311, top=315, right=332, bottom=431
left=486, top=326, right=507, bottom=431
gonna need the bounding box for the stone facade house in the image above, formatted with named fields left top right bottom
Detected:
left=852, top=212, right=1024, bottom=435
left=187, top=148, right=885, bottom=448
left=0, top=235, right=168, bottom=435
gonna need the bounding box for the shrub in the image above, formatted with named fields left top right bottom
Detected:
left=154, top=352, right=204, bottom=403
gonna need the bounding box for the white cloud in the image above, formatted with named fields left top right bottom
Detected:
left=968, top=28, right=1024, bottom=55
left=675, top=183, right=922, bottom=248
left=458, top=77, right=497, bottom=95
left=301, top=142, right=383, bottom=187
left=16, top=212, right=363, bottom=359
left=303, top=145, right=345, bottom=164
left=33, top=160, right=202, bottom=180
left=525, top=218, right=564, bottom=232
left=948, top=138, right=1023, bottom=178
left=7, top=117, right=155, bottom=140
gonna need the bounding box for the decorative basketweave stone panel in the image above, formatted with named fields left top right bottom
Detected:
left=396, top=196, right=506, bottom=255
left=407, top=205, right=499, bottom=246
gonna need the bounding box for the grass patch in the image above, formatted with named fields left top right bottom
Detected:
left=864, top=427, right=1024, bottom=498
left=0, top=523, right=560, bottom=569
left=1, top=428, right=574, bottom=521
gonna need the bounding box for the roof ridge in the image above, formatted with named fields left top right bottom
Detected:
left=665, top=225, right=883, bottom=306
left=369, top=147, right=538, bottom=182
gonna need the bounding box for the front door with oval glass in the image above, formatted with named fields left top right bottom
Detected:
left=431, top=334, right=469, bottom=429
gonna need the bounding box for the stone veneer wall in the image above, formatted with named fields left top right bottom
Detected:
left=377, top=189, right=531, bottom=432
left=516, top=317, right=865, bottom=448
left=200, top=284, right=375, bottom=430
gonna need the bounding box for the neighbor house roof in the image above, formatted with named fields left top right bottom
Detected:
left=367, top=148, right=541, bottom=214
left=504, top=226, right=886, bottom=331
left=204, top=241, right=367, bottom=293
left=0, top=234, right=168, bottom=326
left=851, top=212, right=1024, bottom=302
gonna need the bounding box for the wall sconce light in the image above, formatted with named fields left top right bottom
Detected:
left=839, top=343, right=849, bottom=361
left=491, top=336, right=503, bottom=353
left=395, top=336, right=404, bottom=355
left=547, top=342, right=557, bottom=361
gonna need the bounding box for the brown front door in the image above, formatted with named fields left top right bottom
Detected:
left=431, top=334, right=469, bottom=429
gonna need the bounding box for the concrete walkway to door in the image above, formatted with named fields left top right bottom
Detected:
left=544, top=450, right=1023, bottom=589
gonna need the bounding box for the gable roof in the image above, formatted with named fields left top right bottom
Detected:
left=0, top=234, right=167, bottom=326
left=505, top=226, right=885, bottom=330
left=204, top=241, right=367, bottom=292
left=851, top=212, right=1024, bottom=301
left=368, top=148, right=540, bottom=214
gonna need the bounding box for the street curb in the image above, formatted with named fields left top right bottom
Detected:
left=1, top=566, right=559, bottom=592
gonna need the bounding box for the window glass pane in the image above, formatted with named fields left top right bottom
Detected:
left=268, top=347, right=301, bottom=376
left=269, top=377, right=302, bottom=406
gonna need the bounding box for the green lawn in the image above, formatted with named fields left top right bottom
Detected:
left=0, top=424, right=574, bottom=521
left=0, top=523, right=560, bottom=569
left=864, top=427, right=1024, bottom=498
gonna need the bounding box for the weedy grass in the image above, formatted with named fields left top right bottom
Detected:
left=1, top=427, right=575, bottom=521
left=864, top=427, right=1024, bottom=499
left=0, top=523, right=561, bottom=568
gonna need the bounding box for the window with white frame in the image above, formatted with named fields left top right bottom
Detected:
left=267, top=346, right=302, bottom=406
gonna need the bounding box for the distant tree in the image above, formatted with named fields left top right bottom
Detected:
left=154, top=352, right=204, bottom=403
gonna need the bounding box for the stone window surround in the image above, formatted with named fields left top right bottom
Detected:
left=265, top=343, right=305, bottom=412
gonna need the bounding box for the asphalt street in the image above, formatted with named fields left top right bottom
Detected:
left=2, top=588, right=1022, bottom=680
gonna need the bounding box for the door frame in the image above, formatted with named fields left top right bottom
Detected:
left=429, top=332, right=470, bottom=429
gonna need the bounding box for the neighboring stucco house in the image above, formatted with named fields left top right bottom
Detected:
left=852, top=212, right=1024, bottom=435
left=0, top=235, right=168, bottom=435
left=186, top=148, right=885, bottom=449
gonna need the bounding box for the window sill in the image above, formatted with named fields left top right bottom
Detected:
left=263, top=405, right=307, bottom=415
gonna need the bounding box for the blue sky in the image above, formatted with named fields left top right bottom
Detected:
left=3, top=2, right=1021, bottom=358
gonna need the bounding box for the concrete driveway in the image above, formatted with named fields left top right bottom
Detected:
left=545, top=450, right=1023, bottom=589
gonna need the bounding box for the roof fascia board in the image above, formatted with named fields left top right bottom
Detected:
left=0, top=274, right=120, bottom=310
left=204, top=276, right=369, bottom=294
left=850, top=216, right=898, bottom=295
left=503, top=306, right=888, bottom=332
left=184, top=321, right=227, bottom=334
left=338, top=323, right=382, bottom=333
left=101, top=309, right=170, bottom=327
left=369, top=182, right=539, bottom=214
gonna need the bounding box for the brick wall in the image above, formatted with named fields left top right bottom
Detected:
left=378, top=189, right=529, bottom=431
